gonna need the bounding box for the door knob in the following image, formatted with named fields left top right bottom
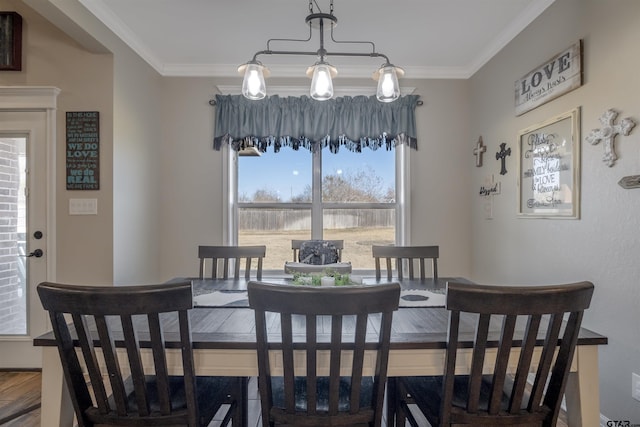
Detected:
left=26, top=249, right=43, bottom=258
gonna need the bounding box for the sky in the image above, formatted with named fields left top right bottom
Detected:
left=238, top=146, right=395, bottom=202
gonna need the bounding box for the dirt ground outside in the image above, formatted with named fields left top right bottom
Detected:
left=239, top=227, right=394, bottom=270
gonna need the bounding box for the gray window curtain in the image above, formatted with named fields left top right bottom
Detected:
left=213, top=94, right=419, bottom=153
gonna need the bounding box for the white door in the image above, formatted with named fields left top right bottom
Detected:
left=0, top=89, right=57, bottom=367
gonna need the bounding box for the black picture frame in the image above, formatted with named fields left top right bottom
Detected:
left=0, top=12, right=22, bottom=71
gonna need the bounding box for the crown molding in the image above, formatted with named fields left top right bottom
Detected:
left=82, top=0, right=556, bottom=80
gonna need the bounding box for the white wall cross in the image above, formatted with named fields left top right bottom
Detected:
left=586, top=109, right=636, bottom=167
left=473, top=136, right=486, bottom=167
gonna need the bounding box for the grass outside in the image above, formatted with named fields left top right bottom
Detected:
left=239, top=227, right=394, bottom=270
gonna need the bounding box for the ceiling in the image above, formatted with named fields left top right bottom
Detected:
left=78, top=0, right=555, bottom=79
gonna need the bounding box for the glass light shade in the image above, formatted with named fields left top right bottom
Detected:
left=241, top=63, right=267, bottom=100
left=375, top=66, right=401, bottom=103
left=310, top=63, right=335, bottom=101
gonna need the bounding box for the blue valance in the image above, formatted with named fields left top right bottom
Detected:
left=213, top=94, right=419, bottom=153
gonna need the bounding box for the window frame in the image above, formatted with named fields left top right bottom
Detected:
left=223, top=143, right=411, bottom=253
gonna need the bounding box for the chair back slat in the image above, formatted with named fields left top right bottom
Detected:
left=37, top=281, right=204, bottom=427
left=147, top=312, right=172, bottom=415
left=198, top=245, right=266, bottom=280
left=249, top=281, right=400, bottom=427
left=440, top=281, right=594, bottom=426
left=508, top=314, right=541, bottom=414
left=372, top=245, right=439, bottom=280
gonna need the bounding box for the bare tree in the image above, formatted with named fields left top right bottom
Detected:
left=292, top=168, right=391, bottom=203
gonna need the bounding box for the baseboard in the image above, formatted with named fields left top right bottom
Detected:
left=601, top=413, right=611, bottom=427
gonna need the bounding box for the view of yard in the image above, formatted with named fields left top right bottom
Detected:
left=239, top=227, right=394, bottom=270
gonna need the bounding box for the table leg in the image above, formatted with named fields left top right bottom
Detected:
left=565, top=345, right=601, bottom=427
left=40, top=347, right=74, bottom=427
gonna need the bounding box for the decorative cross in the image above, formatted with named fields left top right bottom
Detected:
left=473, top=136, right=486, bottom=167
left=495, top=142, right=511, bottom=175
left=586, top=109, right=636, bottom=167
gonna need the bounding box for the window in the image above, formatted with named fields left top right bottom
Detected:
left=233, top=145, right=408, bottom=270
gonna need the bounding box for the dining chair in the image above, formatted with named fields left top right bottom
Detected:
left=36, top=281, right=242, bottom=427
left=198, top=244, right=266, bottom=280
left=372, top=245, right=439, bottom=280
left=248, top=280, right=401, bottom=427
left=391, top=280, right=594, bottom=427
left=291, top=239, right=344, bottom=263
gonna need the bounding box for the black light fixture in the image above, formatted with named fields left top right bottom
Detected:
left=238, top=0, right=404, bottom=102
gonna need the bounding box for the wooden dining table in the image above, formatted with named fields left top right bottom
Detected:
left=33, top=276, right=607, bottom=427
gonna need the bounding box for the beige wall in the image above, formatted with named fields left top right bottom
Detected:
left=1, top=0, right=164, bottom=285
left=155, top=76, right=472, bottom=280
left=469, top=0, right=640, bottom=420
left=0, top=0, right=114, bottom=284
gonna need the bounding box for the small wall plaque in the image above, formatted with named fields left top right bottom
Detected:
left=0, top=12, right=22, bottom=71
left=66, top=112, right=100, bottom=190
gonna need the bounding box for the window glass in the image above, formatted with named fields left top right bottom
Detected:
left=237, top=145, right=396, bottom=271
left=238, top=147, right=311, bottom=202
left=322, top=148, right=395, bottom=203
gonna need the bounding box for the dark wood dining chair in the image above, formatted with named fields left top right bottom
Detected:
left=37, top=281, right=242, bottom=427
left=291, top=239, right=344, bottom=262
left=392, top=280, right=594, bottom=427
left=248, top=281, right=401, bottom=427
left=198, top=244, right=266, bottom=280
left=372, top=245, right=439, bottom=280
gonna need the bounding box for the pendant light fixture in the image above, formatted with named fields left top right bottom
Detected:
left=238, top=0, right=404, bottom=102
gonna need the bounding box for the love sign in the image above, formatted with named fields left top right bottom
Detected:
left=66, top=111, right=100, bottom=190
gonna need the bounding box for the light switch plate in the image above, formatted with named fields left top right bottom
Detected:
left=69, top=198, right=98, bottom=215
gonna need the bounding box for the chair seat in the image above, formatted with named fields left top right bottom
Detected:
left=271, top=376, right=374, bottom=412
left=401, top=374, right=550, bottom=424
left=284, top=261, right=352, bottom=274
left=87, top=375, right=236, bottom=426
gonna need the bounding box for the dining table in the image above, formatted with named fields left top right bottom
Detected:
left=33, top=276, right=607, bottom=427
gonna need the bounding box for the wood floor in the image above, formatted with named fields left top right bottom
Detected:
left=0, top=371, right=568, bottom=426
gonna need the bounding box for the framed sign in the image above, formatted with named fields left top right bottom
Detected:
left=517, top=108, right=580, bottom=218
left=0, top=12, right=22, bottom=71
left=66, top=112, right=100, bottom=190
left=515, top=40, right=582, bottom=116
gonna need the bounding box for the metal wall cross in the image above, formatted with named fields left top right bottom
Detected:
left=586, top=109, right=636, bottom=167
left=495, top=142, right=511, bottom=175
left=473, top=136, right=486, bottom=167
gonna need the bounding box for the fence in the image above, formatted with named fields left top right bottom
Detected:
left=239, top=208, right=395, bottom=231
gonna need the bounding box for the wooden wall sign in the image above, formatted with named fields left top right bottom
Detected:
left=515, top=40, right=582, bottom=116
left=66, top=112, right=100, bottom=190
left=0, top=12, right=22, bottom=71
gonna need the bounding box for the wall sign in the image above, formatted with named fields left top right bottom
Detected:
left=517, top=108, right=580, bottom=219
left=0, top=12, right=22, bottom=71
left=515, top=40, right=582, bottom=116
left=66, top=111, right=100, bottom=190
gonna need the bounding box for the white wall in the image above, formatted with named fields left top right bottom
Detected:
left=469, top=0, right=640, bottom=420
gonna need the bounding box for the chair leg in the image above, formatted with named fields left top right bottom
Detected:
left=394, top=379, right=412, bottom=427
left=240, top=376, right=249, bottom=427
left=228, top=376, right=248, bottom=427
left=386, top=377, right=398, bottom=426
